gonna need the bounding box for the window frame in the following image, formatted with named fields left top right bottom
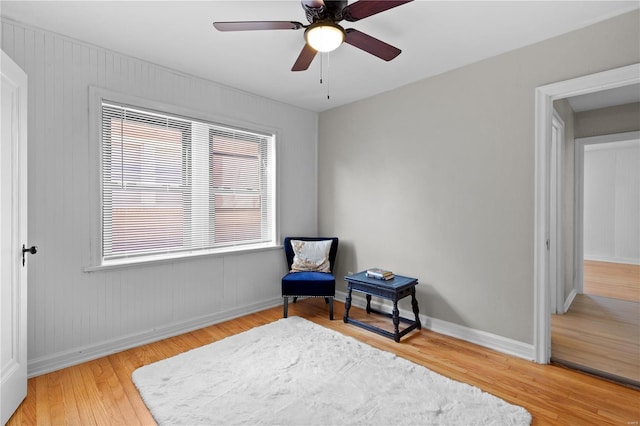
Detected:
left=86, top=87, right=279, bottom=271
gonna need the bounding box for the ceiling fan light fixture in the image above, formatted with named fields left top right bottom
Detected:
left=305, top=22, right=345, bottom=52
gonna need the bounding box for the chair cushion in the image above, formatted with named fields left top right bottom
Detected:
left=282, top=271, right=334, bottom=282
left=290, top=239, right=332, bottom=272
left=282, top=271, right=336, bottom=297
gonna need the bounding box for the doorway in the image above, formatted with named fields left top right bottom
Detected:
left=533, top=63, right=640, bottom=366
left=551, top=132, right=640, bottom=386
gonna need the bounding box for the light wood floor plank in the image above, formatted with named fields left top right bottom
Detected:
left=57, top=368, right=83, bottom=425
left=584, top=260, right=640, bottom=303
left=67, top=365, right=98, bottom=425
left=107, top=351, right=157, bottom=425
left=45, top=371, right=65, bottom=424
left=552, top=260, right=640, bottom=385
left=7, top=301, right=640, bottom=426
left=551, top=293, right=640, bottom=384
left=33, top=375, right=49, bottom=426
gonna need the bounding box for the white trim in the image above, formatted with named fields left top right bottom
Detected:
left=534, top=87, right=552, bottom=364
left=87, top=86, right=281, bottom=271
left=574, top=135, right=586, bottom=295
left=30, top=287, right=540, bottom=378
left=578, top=131, right=640, bottom=146
left=336, top=291, right=535, bottom=361
left=563, top=288, right=577, bottom=313
left=534, top=63, right=640, bottom=364
left=84, top=244, right=282, bottom=273
left=583, top=255, right=640, bottom=266
left=585, top=139, right=639, bottom=151
left=27, top=296, right=283, bottom=378
left=425, top=316, right=534, bottom=361
left=550, top=110, right=565, bottom=314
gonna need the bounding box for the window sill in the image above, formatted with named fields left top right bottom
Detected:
left=84, top=243, right=282, bottom=273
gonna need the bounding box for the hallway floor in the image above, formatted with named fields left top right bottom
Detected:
left=551, top=261, right=639, bottom=387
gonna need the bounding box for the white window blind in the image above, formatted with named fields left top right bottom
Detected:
left=101, top=101, right=275, bottom=263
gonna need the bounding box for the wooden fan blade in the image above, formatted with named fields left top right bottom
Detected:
left=213, top=21, right=305, bottom=31
left=344, top=28, right=401, bottom=61
left=343, top=0, right=413, bottom=22
left=291, top=44, right=318, bottom=71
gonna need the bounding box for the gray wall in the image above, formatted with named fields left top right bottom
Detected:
left=1, top=19, right=319, bottom=376
left=576, top=102, right=640, bottom=138
left=318, top=10, right=639, bottom=344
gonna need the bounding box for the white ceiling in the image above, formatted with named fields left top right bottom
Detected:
left=567, top=83, right=640, bottom=112
left=1, top=1, right=638, bottom=112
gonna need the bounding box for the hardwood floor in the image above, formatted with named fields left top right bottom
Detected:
left=584, top=260, right=640, bottom=303
left=551, top=294, right=639, bottom=385
left=552, top=260, right=640, bottom=386
left=8, top=300, right=640, bottom=426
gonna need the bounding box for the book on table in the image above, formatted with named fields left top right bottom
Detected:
left=366, top=268, right=395, bottom=280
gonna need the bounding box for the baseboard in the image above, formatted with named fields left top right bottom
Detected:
left=563, top=288, right=577, bottom=312
left=584, top=255, right=640, bottom=266
left=336, top=290, right=535, bottom=361
left=29, top=292, right=537, bottom=377
left=27, top=297, right=283, bottom=378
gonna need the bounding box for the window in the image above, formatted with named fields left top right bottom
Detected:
left=100, top=101, right=275, bottom=264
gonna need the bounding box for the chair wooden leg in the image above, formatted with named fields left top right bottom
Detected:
left=329, top=297, right=334, bottom=320
left=283, top=297, right=288, bottom=318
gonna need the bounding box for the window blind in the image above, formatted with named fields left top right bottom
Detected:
left=101, top=101, right=275, bottom=262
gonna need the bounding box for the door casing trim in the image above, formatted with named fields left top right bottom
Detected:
left=533, top=63, right=640, bottom=363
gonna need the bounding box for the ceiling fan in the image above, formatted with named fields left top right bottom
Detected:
left=213, top=0, right=413, bottom=72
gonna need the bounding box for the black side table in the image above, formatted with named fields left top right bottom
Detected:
left=343, top=271, right=421, bottom=342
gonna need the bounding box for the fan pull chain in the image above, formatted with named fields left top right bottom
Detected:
left=326, top=53, right=331, bottom=100
left=317, top=53, right=330, bottom=100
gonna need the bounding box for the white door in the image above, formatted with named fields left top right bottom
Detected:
left=0, top=50, right=28, bottom=425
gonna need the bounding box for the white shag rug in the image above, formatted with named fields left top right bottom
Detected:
left=132, top=316, right=531, bottom=425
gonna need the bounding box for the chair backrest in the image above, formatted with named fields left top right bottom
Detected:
left=283, top=237, right=339, bottom=273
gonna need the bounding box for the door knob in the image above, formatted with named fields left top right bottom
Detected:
left=22, top=244, right=37, bottom=266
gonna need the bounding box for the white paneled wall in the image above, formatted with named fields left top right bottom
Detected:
left=1, top=19, right=319, bottom=376
left=584, top=140, right=640, bottom=264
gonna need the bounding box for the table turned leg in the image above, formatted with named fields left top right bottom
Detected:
left=392, top=300, right=400, bottom=342
left=343, top=286, right=353, bottom=323
left=365, top=294, right=372, bottom=314
left=411, top=287, right=421, bottom=329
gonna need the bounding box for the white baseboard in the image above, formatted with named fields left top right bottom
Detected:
left=29, top=291, right=537, bottom=378
left=584, top=255, right=640, bottom=266
left=563, top=288, right=577, bottom=313
left=27, top=297, right=283, bottom=378
left=336, top=290, right=535, bottom=361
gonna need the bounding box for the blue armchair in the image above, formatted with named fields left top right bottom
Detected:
left=282, top=237, right=339, bottom=320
